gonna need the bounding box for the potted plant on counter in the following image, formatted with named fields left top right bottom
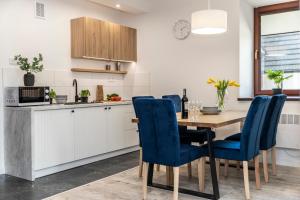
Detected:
left=14, top=53, right=44, bottom=86
left=49, top=89, right=57, bottom=104
left=266, top=69, right=293, bottom=95
left=80, top=89, right=91, bottom=103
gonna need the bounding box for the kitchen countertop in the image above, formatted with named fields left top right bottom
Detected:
left=5, top=101, right=132, bottom=111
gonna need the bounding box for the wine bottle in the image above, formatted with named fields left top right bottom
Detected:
left=181, top=89, right=189, bottom=119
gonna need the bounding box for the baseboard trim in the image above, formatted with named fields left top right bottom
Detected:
left=33, top=146, right=139, bottom=181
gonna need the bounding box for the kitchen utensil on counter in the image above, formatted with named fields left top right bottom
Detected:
left=56, top=95, right=68, bottom=104
left=96, top=85, right=104, bottom=103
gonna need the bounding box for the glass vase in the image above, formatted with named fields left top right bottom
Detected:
left=217, top=89, right=226, bottom=110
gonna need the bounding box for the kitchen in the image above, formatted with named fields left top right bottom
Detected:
left=0, top=0, right=300, bottom=200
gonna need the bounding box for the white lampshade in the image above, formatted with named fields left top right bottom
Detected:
left=191, top=9, right=227, bottom=35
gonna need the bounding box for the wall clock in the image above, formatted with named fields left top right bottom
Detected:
left=173, top=20, right=191, bottom=40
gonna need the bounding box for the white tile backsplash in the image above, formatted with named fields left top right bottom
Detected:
left=2, top=68, right=151, bottom=101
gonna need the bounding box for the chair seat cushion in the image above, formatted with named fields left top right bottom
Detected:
left=178, top=144, right=207, bottom=166
left=204, top=140, right=244, bottom=161
left=225, top=133, right=241, bottom=141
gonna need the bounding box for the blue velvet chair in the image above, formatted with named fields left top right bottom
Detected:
left=224, top=94, right=286, bottom=183
left=134, top=99, right=207, bottom=200
left=162, top=95, right=215, bottom=144
left=202, top=96, right=271, bottom=200
left=132, top=96, right=155, bottom=177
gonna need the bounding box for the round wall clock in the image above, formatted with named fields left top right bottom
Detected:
left=173, top=20, right=191, bottom=40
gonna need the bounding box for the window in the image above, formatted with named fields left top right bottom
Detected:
left=254, top=1, right=300, bottom=96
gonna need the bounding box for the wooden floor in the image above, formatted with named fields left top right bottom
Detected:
left=45, top=162, right=300, bottom=200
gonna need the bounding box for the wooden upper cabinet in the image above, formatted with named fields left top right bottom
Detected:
left=110, top=23, right=137, bottom=62
left=71, top=17, right=137, bottom=62
left=85, top=18, right=110, bottom=59
left=71, top=17, right=110, bottom=60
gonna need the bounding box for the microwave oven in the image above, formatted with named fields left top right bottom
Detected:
left=5, top=87, right=50, bottom=106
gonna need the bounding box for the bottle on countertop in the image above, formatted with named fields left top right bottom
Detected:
left=181, top=88, right=188, bottom=119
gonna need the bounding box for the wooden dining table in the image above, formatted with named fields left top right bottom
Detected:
left=132, top=111, right=246, bottom=200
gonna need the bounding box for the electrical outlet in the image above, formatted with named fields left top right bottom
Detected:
left=9, top=57, right=17, bottom=65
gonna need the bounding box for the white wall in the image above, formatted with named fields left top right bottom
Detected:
left=239, top=0, right=254, bottom=97
left=0, top=0, right=151, bottom=174
left=132, top=0, right=240, bottom=108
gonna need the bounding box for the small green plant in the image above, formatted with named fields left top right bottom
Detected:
left=266, top=69, right=293, bottom=88
left=80, top=89, right=91, bottom=97
left=14, top=53, right=44, bottom=73
left=49, top=89, right=57, bottom=99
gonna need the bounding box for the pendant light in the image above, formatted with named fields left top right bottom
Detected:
left=191, top=0, right=227, bottom=35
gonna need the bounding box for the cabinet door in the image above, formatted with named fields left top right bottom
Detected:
left=120, top=26, right=137, bottom=62
left=34, top=109, right=75, bottom=170
left=106, top=106, right=126, bottom=152
left=85, top=18, right=110, bottom=59
left=111, top=24, right=137, bottom=62
left=74, top=107, right=107, bottom=160
left=123, top=106, right=139, bottom=148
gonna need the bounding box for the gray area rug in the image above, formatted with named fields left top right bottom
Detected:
left=45, top=164, right=300, bottom=200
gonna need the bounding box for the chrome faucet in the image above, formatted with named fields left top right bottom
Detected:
left=73, top=79, right=79, bottom=102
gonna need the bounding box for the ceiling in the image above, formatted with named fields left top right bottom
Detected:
left=246, top=0, right=297, bottom=7
left=88, top=0, right=152, bottom=14
left=88, top=0, right=298, bottom=14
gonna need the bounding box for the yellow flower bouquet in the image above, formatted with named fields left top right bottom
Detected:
left=207, top=78, right=240, bottom=110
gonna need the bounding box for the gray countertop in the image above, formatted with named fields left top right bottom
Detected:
left=5, top=101, right=132, bottom=111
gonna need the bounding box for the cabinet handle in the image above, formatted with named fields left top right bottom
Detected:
left=71, top=110, right=75, bottom=113
left=104, top=107, right=108, bottom=110
left=108, top=107, right=111, bottom=110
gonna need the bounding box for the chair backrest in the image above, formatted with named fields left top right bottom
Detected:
left=132, top=96, right=155, bottom=117
left=132, top=96, right=155, bottom=147
left=260, top=94, right=287, bottom=150
left=162, top=95, right=181, bottom=112
left=134, top=99, right=181, bottom=166
left=240, top=96, right=271, bottom=160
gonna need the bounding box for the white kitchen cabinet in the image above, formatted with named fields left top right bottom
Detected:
left=74, top=107, right=107, bottom=159
left=6, top=103, right=139, bottom=180
left=34, top=109, right=75, bottom=170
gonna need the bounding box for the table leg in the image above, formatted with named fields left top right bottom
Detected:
left=147, top=163, right=154, bottom=186
left=207, top=130, right=220, bottom=199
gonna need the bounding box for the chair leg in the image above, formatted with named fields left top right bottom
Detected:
left=143, top=162, right=149, bottom=200
left=262, top=150, right=269, bottom=183
left=237, top=161, right=241, bottom=170
left=139, top=148, right=143, bottom=178
left=173, top=167, right=180, bottom=200
left=224, top=160, right=229, bottom=177
left=254, top=155, right=261, bottom=190
left=156, top=164, right=160, bottom=172
left=188, top=163, right=192, bottom=179
left=198, top=158, right=205, bottom=192
left=216, top=159, right=220, bottom=181
left=243, top=161, right=250, bottom=200
left=271, top=147, right=277, bottom=176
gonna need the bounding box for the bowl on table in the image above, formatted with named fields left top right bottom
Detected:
left=55, top=95, right=68, bottom=104
left=200, top=106, right=221, bottom=115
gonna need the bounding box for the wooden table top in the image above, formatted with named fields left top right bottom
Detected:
left=132, top=111, right=247, bottom=128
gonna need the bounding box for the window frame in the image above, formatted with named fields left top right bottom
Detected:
left=254, top=1, right=300, bottom=96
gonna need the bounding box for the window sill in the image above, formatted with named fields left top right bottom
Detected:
left=238, top=97, right=300, bottom=102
